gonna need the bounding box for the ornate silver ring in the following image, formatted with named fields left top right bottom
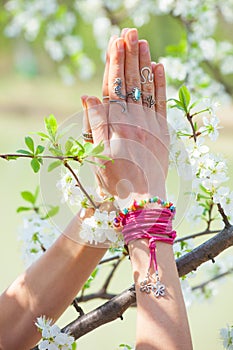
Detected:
left=82, top=131, right=93, bottom=141
left=127, top=87, right=141, bottom=102
left=142, top=95, right=156, bottom=108
left=113, top=78, right=126, bottom=100
left=109, top=100, right=127, bottom=113
left=140, top=66, right=154, bottom=84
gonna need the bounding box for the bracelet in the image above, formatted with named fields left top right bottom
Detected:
left=122, top=209, right=176, bottom=298
left=113, top=196, right=176, bottom=228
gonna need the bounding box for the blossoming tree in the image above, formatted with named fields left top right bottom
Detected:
left=1, top=1, right=233, bottom=349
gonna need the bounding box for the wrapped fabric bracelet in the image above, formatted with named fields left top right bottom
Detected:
left=122, top=208, right=176, bottom=298
left=113, top=196, right=176, bottom=228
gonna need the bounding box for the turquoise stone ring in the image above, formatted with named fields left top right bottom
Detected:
left=127, top=87, right=141, bottom=102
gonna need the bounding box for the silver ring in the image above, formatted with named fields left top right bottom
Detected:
left=142, top=95, right=155, bottom=108
left=127, top=87, right=141, bottom=102
left=102, top=96, right=109, bottom=100
left=82, top=131, right=93, bottom=141
left=140, top=67, right=154, bottom=84
left=113, top=78, right=126, bottom=100
left=109, top=100, right=127, bottom=113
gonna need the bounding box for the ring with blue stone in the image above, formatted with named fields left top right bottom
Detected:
left=127, top=87, right=141, bottom=102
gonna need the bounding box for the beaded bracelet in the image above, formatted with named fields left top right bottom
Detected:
left=113, top=196, right=176, bottom=228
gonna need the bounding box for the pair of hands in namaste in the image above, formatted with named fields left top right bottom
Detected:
left=81, top=28, right=169, bottom=204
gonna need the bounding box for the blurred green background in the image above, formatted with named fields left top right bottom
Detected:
left=0, top=10, right=233, bottom=350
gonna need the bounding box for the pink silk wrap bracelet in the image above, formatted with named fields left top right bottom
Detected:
left=122, top=208, right=176, bottom=298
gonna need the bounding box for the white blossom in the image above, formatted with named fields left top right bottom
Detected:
left=80, top=209, right=122, bottom=245
left=220, top=325, right=233, bottom=350
left=213, top=186, right=230, bottom=204
left=220, top=56, right=233, bottom=75
left=36, top=316, right=74, bottom=350
left=218, top=191, right=233, bottom=222
left=186, top=201, right=204, bottom=224
left=160, top=57, right=187, bottom=81
left=19, top=213, right=60, bottom=267
left=199, top=115, right=220, bottom=141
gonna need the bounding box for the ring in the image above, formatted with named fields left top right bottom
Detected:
left=140, top=67, right=154, bottom=84
left=102, top=96, right=109, bottom=100
left=82, top=131, right=93, bottom=141
left=142, top=95, right=156, bottom=108
left=113, top=78, right=126, bottom=100
left=109, top=100, right=127, bottom=113
left=127, top=87, right=141, bottom=102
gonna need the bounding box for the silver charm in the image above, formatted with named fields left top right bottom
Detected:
left=140, top=67, right=154, bottom=84
left=142, top=95, right=156, bottom=108
left=140, top=271, right=166, bottom=298
left=113, top=78, right=126, bottom=100
left=153, top=280, right=166, bottom=298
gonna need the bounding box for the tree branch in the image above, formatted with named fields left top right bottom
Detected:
left=192, top=267, right=233, bottom=292
left=31, top=225, right=233, bottom=349
left=175, top=229, right=219, bottom=242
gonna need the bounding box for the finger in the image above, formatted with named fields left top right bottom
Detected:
left=121, top=27, right=129, bottom=39
left=108, top=37, right=126, bottom=102
left=84, top=96, right=109, bottom=145
left=102, top=35, right=118, bottom=102
left=139, top=40, right=155, bottom=111
left=124, top=28, right=142, bottom=106
left=81, top=95, right=93, bottom=143
left=152, top=63, right=167, bottom=119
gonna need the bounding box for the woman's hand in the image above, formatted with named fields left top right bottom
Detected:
left=82, top=28, right=169, bottom=203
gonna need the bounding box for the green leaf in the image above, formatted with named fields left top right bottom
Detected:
left=45, top=114, right=58, bottom=140
left=189, top=99, right=201, bottom=110
left=35, top=145, right=45, bottom=155
left=71, top=138, right=85, bottom=152
left=43, top=206, right=59, bottom=219
left=31, top=158, right=40, bottom=173
left=48, top=160, right=62, bottom=172
left=16, top=206, right=32, bottom=213
left=16, top=149, right=32, bottom=155
left=83, top=142, right=94, bottom=154
left=167, top=98, right=185, bottom=111
left=71, top=342, right=77, bottom=350
left=85, top=159, right=106, bottom=168
left=21, top=191, right=35, bottom=204
left=83, top=267, right=99, bottom=290
left=25, top=136, right=34, bottom=153
left=49, top=147, right=63, bottom=157
left=178, top=86, right=191, bottom=112
left=90, top=141, right=104, bottom=155
left=94, top=154, right=113, bottom=162
left=35, top=132, right=50, bottom=140
left=65, top=140, right=74, bottom=154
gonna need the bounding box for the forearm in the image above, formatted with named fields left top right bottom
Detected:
left=129, top=239, right=193, bottom=350
left=0, top=214, right=106, bottom=350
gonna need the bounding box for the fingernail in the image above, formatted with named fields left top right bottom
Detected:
left=116, top=38, right=124, bottom=51
left=140, top=40, right=149, bottom=54
left=128, top=29, right=138, bottom=43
